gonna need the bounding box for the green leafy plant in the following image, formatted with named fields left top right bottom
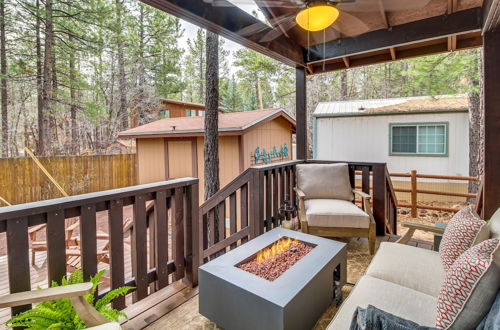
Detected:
left=6, top=269, right=134, bottom=329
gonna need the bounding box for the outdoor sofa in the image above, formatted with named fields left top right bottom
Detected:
left=327, top=207, right=500, bottom=329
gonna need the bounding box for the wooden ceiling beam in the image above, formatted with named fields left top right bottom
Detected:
left=483, top=0, right=500, bottom=32
left=306, top=7, right=482, bottom=63
left=140, top=0, right=305, bottom=67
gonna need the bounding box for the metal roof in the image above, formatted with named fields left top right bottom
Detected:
left=313, top=95, right=468, bottom=117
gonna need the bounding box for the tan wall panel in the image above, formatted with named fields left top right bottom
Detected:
left=168, top=140, right=194, bottom=178
left=242, top=117, right=293, bottom=168
left=137, top=138, right=166, bottom=184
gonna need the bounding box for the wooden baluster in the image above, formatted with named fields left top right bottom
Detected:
left=265, top=171, right=272, bottom=231
left=80, top=204, right=97, bottom=282
left=272, top=169, right=278, bottom=227
left=229, top=192, right=237, bottom=249
left=47, top=211, right=66, bottom=284
left=148, top=204, right=157, bottom=293
left=362, top=166, right=370, bottom=195
left=208, top=209, right=215, bottom=247
left=372, top=164, right=387, bottom=236
left=279, top=167, right=284, bottom=208
left=154, top=190, right=169, bottom=290
left=132, top=194, right=148, bottom=302
left=184, top=183, right=199, bottom=287
left=240, top=183, right=249, bottom=243
left=108, top=199, right=125, bottom=310
left=6, top=217, right=31, bottom=316
left=172, top=188, right=185, bottom=281
left=217, top=200, right=226, bottom=252
left=251, top=170, right=264, bottom=238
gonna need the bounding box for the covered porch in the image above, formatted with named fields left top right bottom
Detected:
left=0, top=0, right=499, bottom=328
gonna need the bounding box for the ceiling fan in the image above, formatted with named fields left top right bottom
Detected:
left=202, top=0, right=433, bottom=43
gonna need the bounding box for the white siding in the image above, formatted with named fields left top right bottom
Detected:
left=315, top=112, right=469, bottom=176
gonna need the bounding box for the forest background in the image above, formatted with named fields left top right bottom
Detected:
left=0, top=0, right=482, bottom=165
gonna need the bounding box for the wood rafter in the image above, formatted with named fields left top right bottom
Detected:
left=446, top=0, right=458, bottom=51
left=483, top=0, right=500, bottom=31
left=342, top=57, right=350, bottom=68
left=306, top=7, right=482, bottom=63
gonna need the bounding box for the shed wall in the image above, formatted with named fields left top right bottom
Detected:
left=315, top=112, right=469, bottom=176
left=136, top=138, right=166, bottom=184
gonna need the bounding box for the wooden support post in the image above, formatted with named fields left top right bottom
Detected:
left=296, top=67, right=307, bottom=160
left=410, top=170, right=418, bottom=218
left=184, top=183, right=199, bottom=287
left=372, top=164, right=387, bottom=236
left=483, top=29, right=500, bottom=219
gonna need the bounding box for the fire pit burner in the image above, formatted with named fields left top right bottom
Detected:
left=237, top=237, right=315, bottom=281
left=199, top=228, right=347, bottom=330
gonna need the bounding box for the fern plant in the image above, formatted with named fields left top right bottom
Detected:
left=6, top=269, right=134, bottom=329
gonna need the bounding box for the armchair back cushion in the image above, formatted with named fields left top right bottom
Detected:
left=488, top=208, right=500, bottom=239
left=296, top=163, right=353, bottom=201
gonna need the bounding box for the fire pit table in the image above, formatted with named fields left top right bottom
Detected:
left=199, top=228, right=347, bottom=330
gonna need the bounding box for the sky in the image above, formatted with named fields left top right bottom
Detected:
left=177, top=1, right=264, bottom=71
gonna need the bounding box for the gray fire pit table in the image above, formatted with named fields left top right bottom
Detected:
left=199, top=227, right=347, bottom=330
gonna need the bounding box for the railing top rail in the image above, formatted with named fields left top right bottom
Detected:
left=252, top=160, right=304, bottom=171
left=306, top=159, right=388, bottom=167
left=0, top=177, right=199, bottom=221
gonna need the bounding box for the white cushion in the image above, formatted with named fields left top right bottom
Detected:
left=365, top=242, right=445, bottom=297
left=327, top=276, right=438, bottom=329
left=296, top=163, right=353, bottom=201
left=488, top=208, right=500, bottom=239
left=86, top=323, right=121, bottom=330
left=305, top=199, right=370, bottom=229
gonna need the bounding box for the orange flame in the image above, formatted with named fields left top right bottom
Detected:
left=256, top=237, right=299, bottom=264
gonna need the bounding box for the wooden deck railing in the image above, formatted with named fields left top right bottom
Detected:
left=199, top=160, right=398, bottom=262
left=355, top=169, right=480, bottom=217
left=0, top=178, right=199, bottom=318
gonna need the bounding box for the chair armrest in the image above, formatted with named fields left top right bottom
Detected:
left=0, top=282, right=93, bottom=308
left=28, top=224, right=46, bottom=234
left=66, top=221, right=80, bottom=233
left=401, top=222, right=446, bottom=234
left=294, top=187, right=305, bottom=199
left=396, top=222, right=446, bottom=245
left=352, top=189, right=371, bottom=199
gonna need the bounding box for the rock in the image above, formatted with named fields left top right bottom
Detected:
left=420, top=209, right=428, bottom=214
left=399, top=209, right=409, bottom=215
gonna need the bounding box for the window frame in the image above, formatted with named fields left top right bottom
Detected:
left=389, top=122, right=449, bottom=157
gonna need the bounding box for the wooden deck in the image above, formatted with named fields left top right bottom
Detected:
left=0, top=234, right=433, bottom=329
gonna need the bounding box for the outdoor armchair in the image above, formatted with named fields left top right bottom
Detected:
left=295, top=163, right=376, bottom=254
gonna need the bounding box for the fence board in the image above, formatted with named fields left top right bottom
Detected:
left=0, top=154, right=136, bottom=206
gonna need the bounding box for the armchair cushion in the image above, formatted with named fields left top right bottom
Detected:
left=439, top=206, right=489, bottom=271
left=296, top=163, right=353, bottom=201
left=305, top=199, right=370, bottom=229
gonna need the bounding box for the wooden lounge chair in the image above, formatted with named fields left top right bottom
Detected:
left=295, top=163, right=376, bottom=254
left=0, top=282, right=121, bottom=329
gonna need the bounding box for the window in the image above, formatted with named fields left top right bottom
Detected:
left=159, top=109, right=170, bottom=119
left=390, top=123, right=448, bottom=156
left=185, top=109, right=197, bottom=117
left=198, top=110, right=205, bottom=116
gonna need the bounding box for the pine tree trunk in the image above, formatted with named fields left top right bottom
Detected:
left=69, top=35, right=78, bottom=154
left=204, top=31, right=220, bottom=200
left=340, top=70, right=347, bottom=100
left=116, top=0, right=127, bottom=131
left=0, top=0, right=7, bottom=157
left=41, top=0, right=54, bottom=156
left=468, top=51, right=483, bottom=199
left=36, top=0, right=44, bottom=154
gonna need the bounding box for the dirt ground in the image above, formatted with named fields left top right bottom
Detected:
left=396, top=200, right=471, bottom=243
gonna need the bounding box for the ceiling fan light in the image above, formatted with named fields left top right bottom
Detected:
left=296, top=5, right=340, bottom=32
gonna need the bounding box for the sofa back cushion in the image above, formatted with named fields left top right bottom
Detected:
left=488, top=208, right=500, bottom=239
left=439, top=206, right=489, bottom=271
left=435, top=238, right=500, bottom=329
left=296, top=163, right=353, bottom=201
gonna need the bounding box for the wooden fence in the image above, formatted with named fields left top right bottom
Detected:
left=0, top=154, right=136, bottom=205
left=355, top=169, right=479, bottom=217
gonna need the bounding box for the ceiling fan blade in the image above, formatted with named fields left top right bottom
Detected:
left=237, top=13, right=294, bottom=37
left=331, top=11, right=371, bottom=37
left=259, top=18, right=297, bottom=42
left=207, top=0, right=301, bottom=8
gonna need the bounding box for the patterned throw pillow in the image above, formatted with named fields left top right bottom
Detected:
left=435, top=239, right=500, bottom=329
left=439, top=206, right=489, bottom=271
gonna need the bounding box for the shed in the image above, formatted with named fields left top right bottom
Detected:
left=313, top=95, right=470, bottom=201
left=119, top=108, right=295, bottom=200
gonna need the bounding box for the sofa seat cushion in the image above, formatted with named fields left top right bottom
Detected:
left=296, top=163, right=354, bottom=201
left=365, top=242, right=444, bottom=297
left=305, top=199, right=370, bottom=229
left=327, top=276, right=438, bottom=329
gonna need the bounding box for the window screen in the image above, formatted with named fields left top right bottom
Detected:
left=391, top=123, right=447, bottom=156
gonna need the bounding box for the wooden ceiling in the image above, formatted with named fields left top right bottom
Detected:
left=142, top=0, right=499, bottom=75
